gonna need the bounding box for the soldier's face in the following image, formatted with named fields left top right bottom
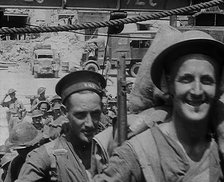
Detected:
left=169, top=54, right=217, bottom=123
left=9, top=93, right=15, bottom=99
left=32, top=117, right=43, bottom=130
left=39, top=103, right=48, bottom=112
left=52, top=100, right=61, bottom=106
left=40, top=92, right=45, bottom=97
left=66, top=92, right=102, bottom=144
left=53, top=109, right=61, bottom=120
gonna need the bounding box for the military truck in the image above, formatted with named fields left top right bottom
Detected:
left=107, top=31, right=156, bottom=77
left=81, top=9, right=224, bottom=78
left=81, top=31, right=157, bottom=77
left=31, top=44, right=60, bottom=78
left=80, top=37, right=104, bottom=73
left=178, top=10, right=224, bottom=42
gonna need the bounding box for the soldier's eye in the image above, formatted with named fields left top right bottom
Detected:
left=178, top=74, right=194, bottom=83
left=201, top=75, right=215, bottom=85
left=74, top=112, right=86, bottom=119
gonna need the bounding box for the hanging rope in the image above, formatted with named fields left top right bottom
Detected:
left=0, top=0, right=223, bottom=34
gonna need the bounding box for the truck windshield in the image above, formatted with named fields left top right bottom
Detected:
left=130, top=40, right=151, bottom=48
left=38, top=55, right=53, bottom=59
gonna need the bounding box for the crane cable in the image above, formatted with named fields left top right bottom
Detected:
left=0, top=0, right=223, bottom=34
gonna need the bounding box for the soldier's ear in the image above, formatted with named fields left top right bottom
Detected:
left=60, top=105, right=67, bottom=115
left=65, top=108, right=68, bottom=117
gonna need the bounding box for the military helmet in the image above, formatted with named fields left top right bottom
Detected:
left=8, top=122, right=43, bottom=150
left=8, top=88, right=16, bottom=95
left=52, top=103, right=61, bottom=110
left=150, top=29, right=224, bottom=93
left=37, top=87, right=46, bottom=95
left=50, top=95, right=62, bottom=104
left=32, top=110, right=43, bottom=118
left=37, top=101, right=51, bottom=111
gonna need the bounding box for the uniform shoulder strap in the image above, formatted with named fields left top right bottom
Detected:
left=45, top=140, right=58, bottom=182
left=127, top=128, right=164, bottom=182
left=44, top=138, right=68, bottom=182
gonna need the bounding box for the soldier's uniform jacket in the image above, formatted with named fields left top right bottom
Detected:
left=93, top=125, right=224, bottom=182
left=2, top=98, right=25, bottom=118
left=16, top=136, right=91, bottom=182
left=91, top=127, right=114, bottom=175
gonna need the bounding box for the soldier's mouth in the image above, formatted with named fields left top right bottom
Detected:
left=83, top=130, right=95, bottom=136
left=185, top=99, right=206, bottom=107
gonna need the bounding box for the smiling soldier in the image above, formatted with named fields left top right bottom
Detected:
left=93, top=29, right=224, bottom=182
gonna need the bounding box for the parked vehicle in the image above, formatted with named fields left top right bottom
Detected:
left=108, top=31, right=156, bottom=77
left=30, top=45, right=60, bottom=78
left=178, top=11, right=224, bottom=41
left=81, top=31, right=157, bottom=77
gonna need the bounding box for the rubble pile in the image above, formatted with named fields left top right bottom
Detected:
left=0, top=40, right=32, bottom=63
left=43, top=32, right=85, bottom=69
left=0, top=32, right=86, bottom=70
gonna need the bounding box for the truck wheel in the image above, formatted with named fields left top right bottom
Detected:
left=128, top=63, right=140, bottom=77
left=34, top=72, right=38, bottom=78
left=84, top=63, right=99, bottom=72
left=54, top=71, right=59, bottom=78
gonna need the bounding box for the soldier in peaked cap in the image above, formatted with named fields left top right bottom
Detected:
left=16, top=70, right=106, bottom=182
left=56, top=70, right=106, bottom=104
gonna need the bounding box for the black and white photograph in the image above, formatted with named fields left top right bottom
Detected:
left=0, top=0, right=224, bottom=181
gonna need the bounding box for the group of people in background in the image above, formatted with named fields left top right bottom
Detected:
left=0, top=86, right=69, bottom=181
left=0, top=80, right=120, bottom=182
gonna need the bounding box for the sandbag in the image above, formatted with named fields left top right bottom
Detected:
left=128, top=25, right=181, bottom=113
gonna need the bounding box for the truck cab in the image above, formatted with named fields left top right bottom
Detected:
left=82, top=31, right=156, bottom=77
left=31, top=47, right=60, bottom=78
left=109, top=31, right=156, bottom=77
